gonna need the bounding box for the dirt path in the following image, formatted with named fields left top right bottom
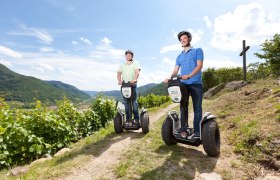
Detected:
left=60, top=103, right=178, bottom=180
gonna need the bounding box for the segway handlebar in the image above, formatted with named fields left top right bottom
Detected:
left=168, top=76, right=182, bottom=82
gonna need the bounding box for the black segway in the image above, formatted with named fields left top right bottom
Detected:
left=161, top=76, right=220, bottom=157
left=113, top=81, right=149, bottom=134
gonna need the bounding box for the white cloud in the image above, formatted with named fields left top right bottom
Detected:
left=190, top=29, right=204, bottom=44
left=9, top=37, right=126, bottom=90
left=79, top=37, right=92, bottom=45
left=72, top=41, right=78, bottom=45
left=0, top=46, right=22, bottom=58
left=90, top=38, right=125, bottom=60
left=211, top=3, right=280, bottom=51
left=8, top=22, right=53, bottom=45
left=101, top=37, right=112, bottom=45
left=160, top=29, right=204, bottom=53
left=139, top=70, right=170, bottom=86
left=160, top=44, right=182, bottom=53
left=203, top=59, right=241, bottom=69
left=90, top=45, right=125, bottom=60
left=39, top=47, right=54, bottom=52
left=0, top=59, right=13, bottom=67
left=36, top=63, right=55, bottom=72
left=162, top=57, right=175, bottom=66
left=203, top=16, right=212, bottom=28
left=11, top=51, right=121, bottom=91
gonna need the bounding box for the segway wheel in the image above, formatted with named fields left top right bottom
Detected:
left=114, top=113, right=124, bottom=134
left=141, top=112, right=149, bottom=134
left=202, top=120, right=220, bottom=157
left=161, top=116, right=177, bottom=145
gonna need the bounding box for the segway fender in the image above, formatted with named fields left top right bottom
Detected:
left=140, top=108, right=147, bottom=116
left=199, top=112, right=217, bottom=140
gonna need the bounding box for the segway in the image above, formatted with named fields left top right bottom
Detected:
left=113, top=81, right=149, bottom=134
left=161, top=77, right=220, bottom=157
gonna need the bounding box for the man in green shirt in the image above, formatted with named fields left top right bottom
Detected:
left=117, top=50, right=141, bottom=125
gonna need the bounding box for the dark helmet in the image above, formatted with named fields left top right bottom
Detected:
left=125, top=50, right=134, bottom=57
left=177, top=31, right=192, bottom=42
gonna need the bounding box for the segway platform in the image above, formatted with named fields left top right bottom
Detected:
left=123, top=120, right=140, bottom=130
left=174, top=131, right=201, bottom=146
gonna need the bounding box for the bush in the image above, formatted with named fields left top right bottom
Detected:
left=247, top=62, right=271, bottom=80
left=0, top=95, right=116, bottom=168
left=255, top=33, right=280, bottom=77
left=0, top=99, right=46, bottom=166
left=202, top=67, right=243, bottom=92
left=138, top=94, right=171, bottom=108
left=90, top=95, right=116, bottom=127
left=202, top=68, right=219, bottom=92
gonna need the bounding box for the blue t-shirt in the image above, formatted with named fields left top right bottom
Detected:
left=175, top=48, right=204, bottom=84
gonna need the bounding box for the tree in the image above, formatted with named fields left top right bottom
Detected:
left=247, top=62, right=270, bottom=80
left=255, top=33, right=280, bottom=77
left=202, top=68, right=219, bottom=92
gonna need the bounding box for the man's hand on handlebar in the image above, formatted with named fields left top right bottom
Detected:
left=181, top=74, right=191, bottom=80
left=163, top=74, right=191, bottom=83
left=118, top=80, right=122, bottom=85
left=163, top=78, right=170, bottom=84
left=130, top=79, right=137, bottom=85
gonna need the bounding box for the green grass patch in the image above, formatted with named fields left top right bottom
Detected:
left=148, top=101, right=172, bottom=113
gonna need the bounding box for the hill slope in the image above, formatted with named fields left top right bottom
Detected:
left=142, top=82, right=168, bottom=96
left=2, top=78, right=279, bottom=179
left=45, top=81, right=90, bottom=100
left=0, top=64, right=90, bottom=103
left=83, top=83, right=158, bottom=99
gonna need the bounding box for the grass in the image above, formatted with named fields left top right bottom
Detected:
left=205, top=78, right=280, bottom=171
left=114, top=113, right=219, bottom=180
left=147, top=101, right=172, bottom=113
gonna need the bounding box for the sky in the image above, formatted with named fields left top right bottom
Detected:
left=0, top=0, right=280, bottom=91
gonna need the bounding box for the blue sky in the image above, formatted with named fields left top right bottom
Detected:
left=0, top=0, right=279, bottom=91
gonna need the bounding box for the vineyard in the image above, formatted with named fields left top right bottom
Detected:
left=0, top=95, right=116, bottom=168
left=138, top=94, right=171, bottom=108
left=0, top=93, right=170, bottom=169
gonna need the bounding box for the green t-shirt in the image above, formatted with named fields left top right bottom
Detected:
left=118, top=61, right=141, bottom=82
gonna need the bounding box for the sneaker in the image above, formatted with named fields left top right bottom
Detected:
left=188, top=132, right=200, bottom=140
left=133, top=120, right=140, bottom=127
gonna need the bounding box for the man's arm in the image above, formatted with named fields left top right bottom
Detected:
left=171, top=65, right=180, bottom=78
left=117, top=72, right=122, bottom=85
left=182, top=60, right=203, bottom=79
left=164, top=66, right=180, bottom=83
left=135, top=69, right=140, bottom=80
left=130, top=69, right=140, bottom=84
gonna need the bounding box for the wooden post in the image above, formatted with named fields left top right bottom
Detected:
left=239, top=40, right=250, bottom=81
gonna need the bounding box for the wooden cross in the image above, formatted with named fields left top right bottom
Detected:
left=239, top=40, right=250, bottom=81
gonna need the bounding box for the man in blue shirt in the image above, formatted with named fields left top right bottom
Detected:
left=164, top=31, right=204, bottom=139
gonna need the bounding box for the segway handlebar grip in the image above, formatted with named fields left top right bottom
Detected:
left=168, top=76, right=182, bottom=82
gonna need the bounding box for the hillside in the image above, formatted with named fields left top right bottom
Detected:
left=142, top=82, right=168, bottom=96
left=0, top=64, right=90, bottom=103
left=45, top=80, right=90, bottom=100
left=83, top=83, right=157, bottom=99
left=3, top=78, right=279, bottom=179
